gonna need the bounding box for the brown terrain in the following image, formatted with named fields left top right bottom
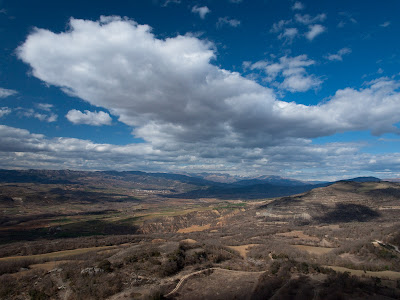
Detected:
left=0, top=170, right=400, bottom=299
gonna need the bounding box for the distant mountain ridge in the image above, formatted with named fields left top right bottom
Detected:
left=232, top=176, right=309, bottom=187
left=0, top=169, right=322, bottom=187
left=0, top=169, right=382, bottom=200
left=340, top=176, right=381, bottom=183
left=0, top=169, right=83, bottom=184
left=166, top=182, right=330, bottom=200
left=188, top=173, right=327, bottom=185
left=101, top=170, right=223, bottom=187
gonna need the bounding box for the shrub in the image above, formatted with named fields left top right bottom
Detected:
left=28, top=289, right=49, bottom=300
left=159, top=260, right=179, bottom=277
left=97, top=259, right=112, bottom=272
left=0, top=274, right=17, bottom=299
left=0, top=258, right=36, bottom=275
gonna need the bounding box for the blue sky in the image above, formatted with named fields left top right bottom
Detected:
left=0, top=0, right=400, bottom=180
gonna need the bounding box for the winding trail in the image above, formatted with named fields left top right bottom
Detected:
left=164, top=267, right=264, bottom=298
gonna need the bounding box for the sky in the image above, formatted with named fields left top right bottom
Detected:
left=0, top=0, right=400, bottom=181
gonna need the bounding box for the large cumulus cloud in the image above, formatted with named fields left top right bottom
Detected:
left=12, top=16, right=400, bottom=178
left=17, top=17, right=400, bottom=147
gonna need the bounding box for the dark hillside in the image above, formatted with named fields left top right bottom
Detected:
left=258, top=181, right=400, bottom=224
left=168, top=182, right=330, bottom=200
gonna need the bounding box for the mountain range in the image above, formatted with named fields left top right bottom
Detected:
left=0, top=169, right=382, bottom=200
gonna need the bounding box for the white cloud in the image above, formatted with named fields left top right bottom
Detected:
left=249, top=55, right=322, bottom=92
left=0, top=87, right=17, bottom=98
left=337, top=12, right=357, bottom=28
left=271, top=19, right=292, bottom=33
left=162, top=0, right=180, bottom=7
left=34, top=112, right=58, bottom=122
left=47, top=114, right=58, bottom=122
left=17, top=17, right=400, bottom=170
left=278, top=28, right=299, bottom=42
left=36, top=103, right=54, bottom=111
left=281, top=74, right=321, bottom=92
left=217, top=17, right=241, bottom=28
left=0, top=107, right=11, bottom=118
left=18, top=107, right=58, bottom=123
left=325, top=47, right=352, bottom=61
left=66, top=109, right=112, bottom=126
left=272, top=13, right=326, bottom=42
left=292, top=1, right=304, bottom=10
left=380, top=21, right=391, bottom=28
left=229, top=0, right=243, bottom=3
left=306, top=24, right=326, bottom=40
left=295, top=13, right=326, bottom=25
left=337, top=21, right=346, bottom=28
left=191, top=6, right=210, bottom=19
left=34, top=103, right=58, bottom=121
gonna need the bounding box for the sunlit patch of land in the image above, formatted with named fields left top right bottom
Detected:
left=293, top=245, right=335, bottom=255
left=177, top=224, right=211, bottom=233
left=324, top=265, right=400, bottom=280
left=0, top=245, right=120, bottom=262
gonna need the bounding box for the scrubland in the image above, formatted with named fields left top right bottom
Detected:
left=1, top=176, right=400, bottom=299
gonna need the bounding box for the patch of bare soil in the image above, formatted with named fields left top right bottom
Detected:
left=177, top=224, right=211, bottom=233
left=151, top=238, right=166, bottom=243
left=96, top=249, right=120, bottom=256
left=324, top=266, right=400, bottom=280
left=227, top=244, right=259, bottom=259
left=379, top=206, right=400, bottom=210
left=339, top=253, right=364, bottom=265
left=316, top=224, right=341, bottom=230
left=319, top=238, right=334, bottom=247
left=293, top=245, right=334, bottom=255
left=180, top=239, right=198, bottom=244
